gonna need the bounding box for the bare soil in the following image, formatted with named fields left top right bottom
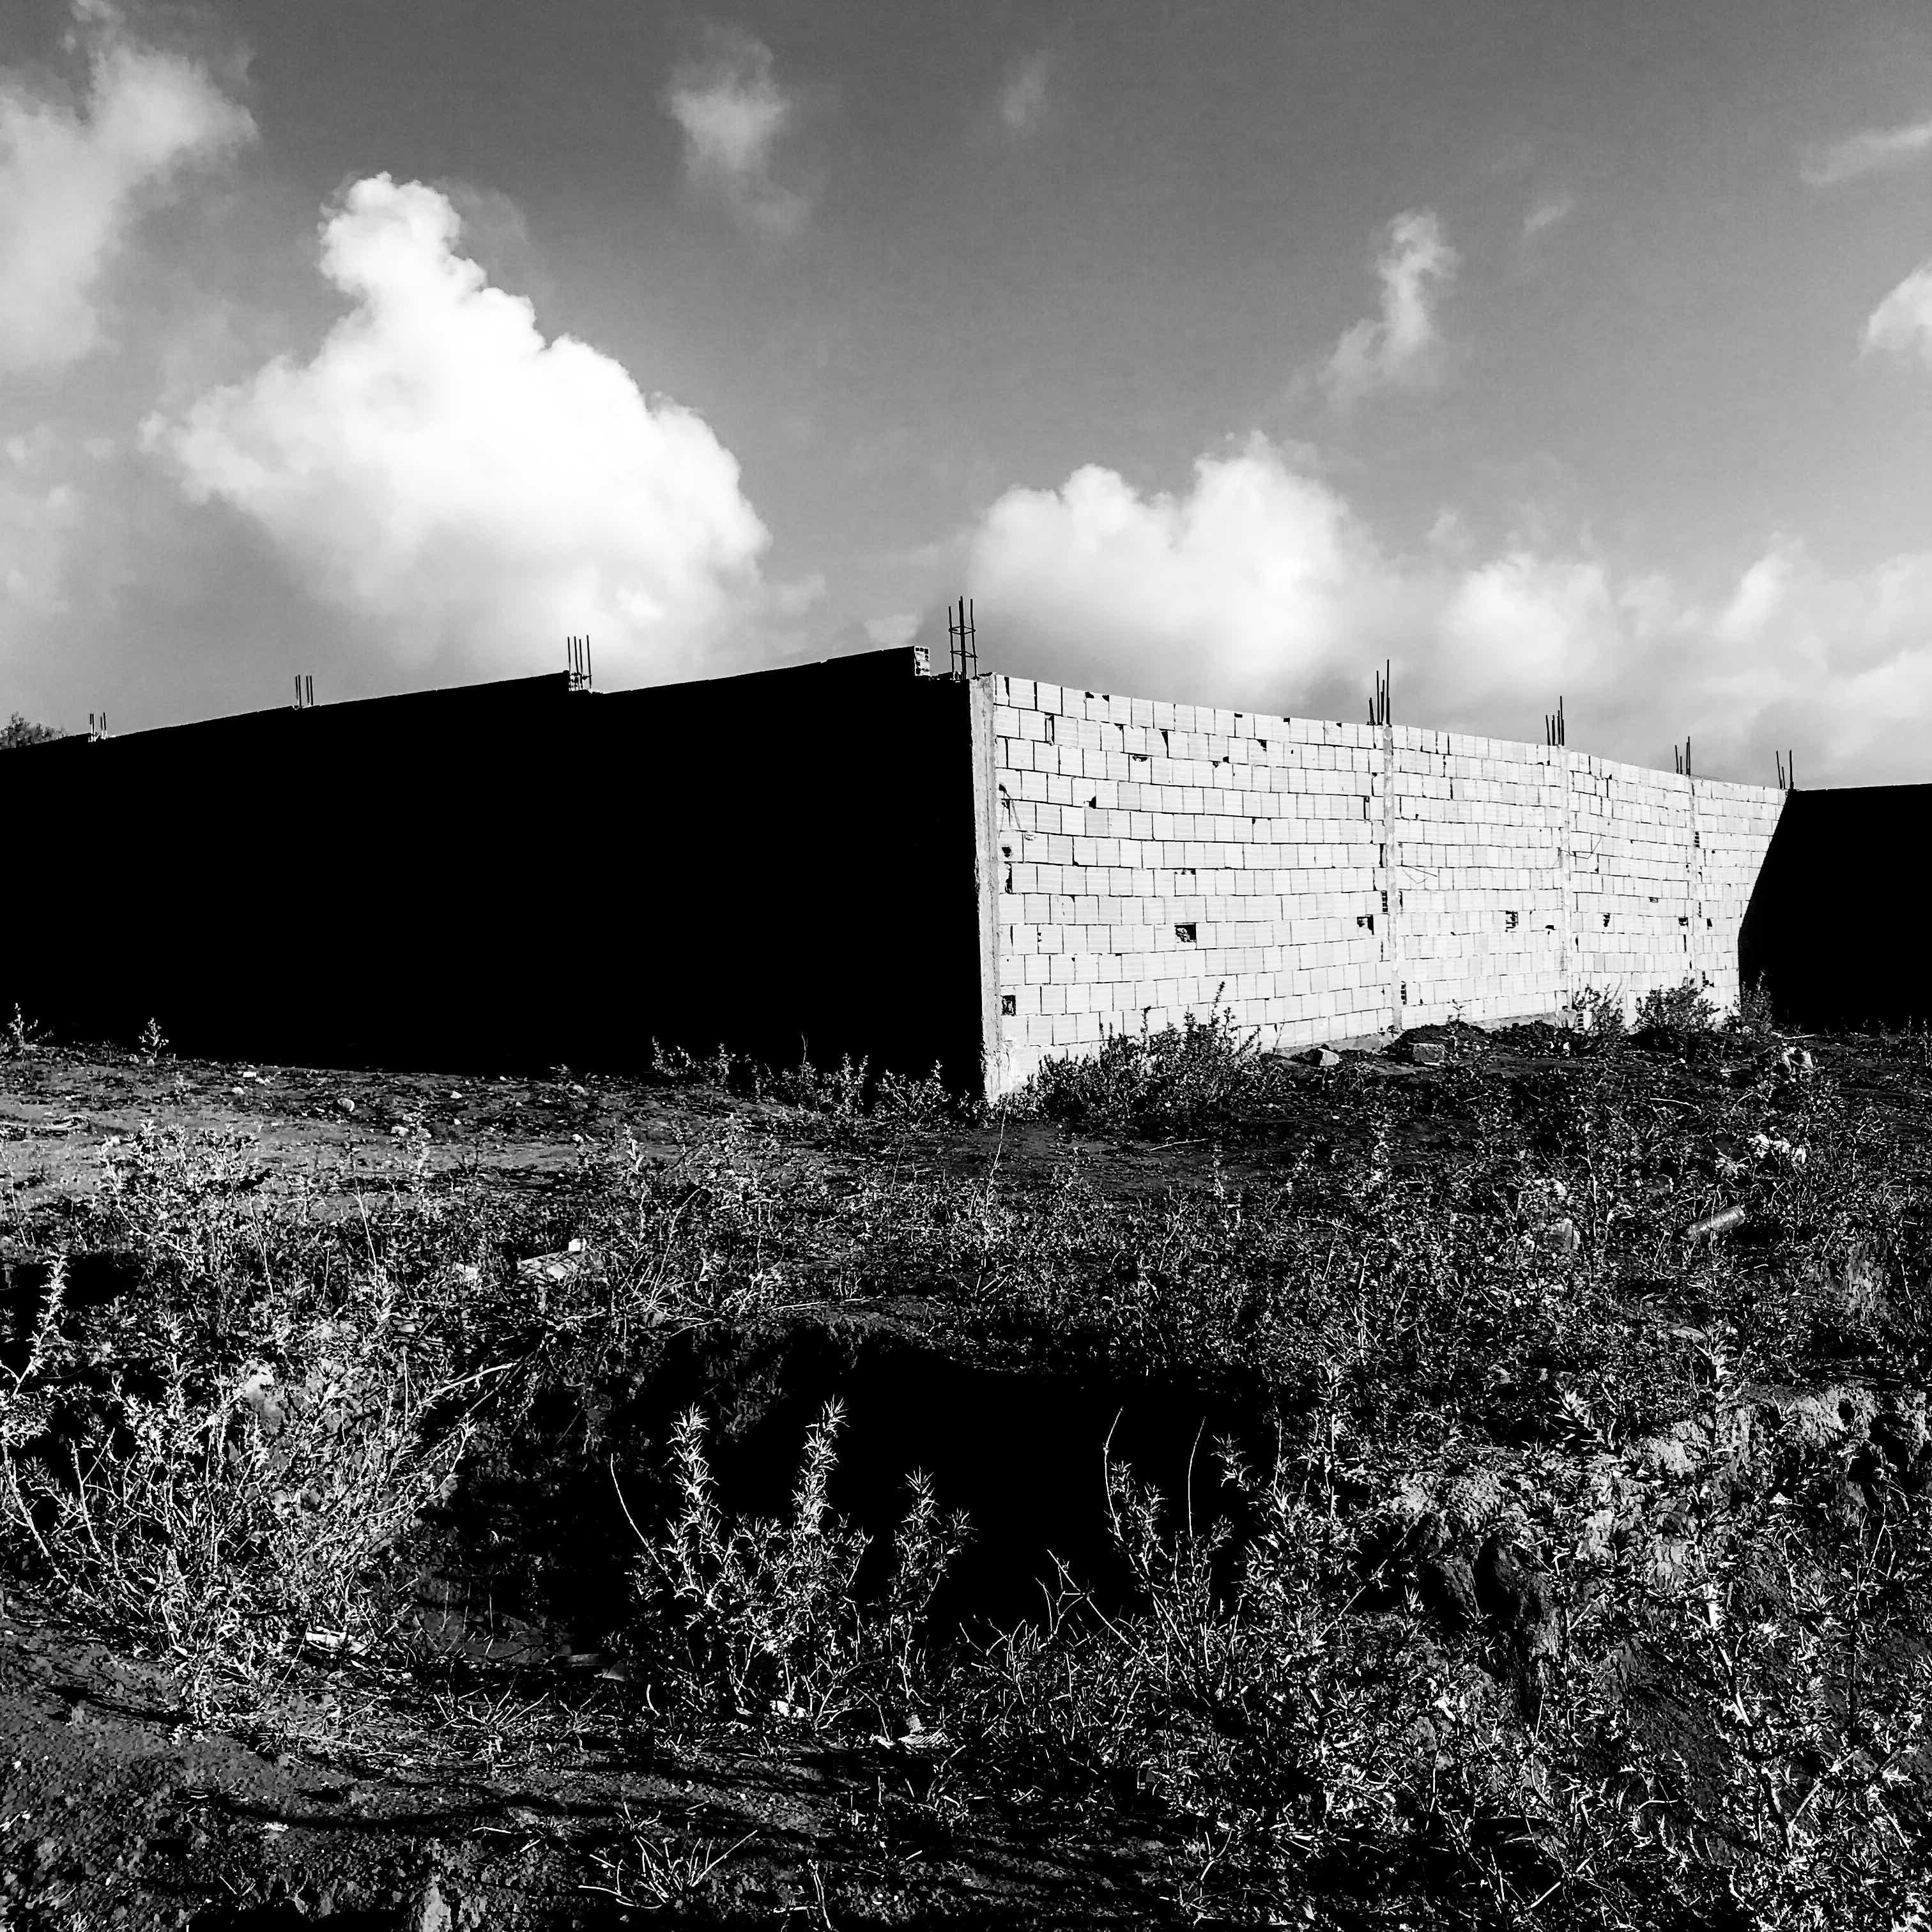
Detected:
left=0, top=1049, right=1260, bottom=1930
left=2, top=1027, right=1928, bottom=1929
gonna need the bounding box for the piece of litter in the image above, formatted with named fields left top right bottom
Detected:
left=1684, top=1204, right=1746, bottom=1242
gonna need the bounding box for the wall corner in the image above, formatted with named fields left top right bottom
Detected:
left=966, top=675, right=1005, bottom=1103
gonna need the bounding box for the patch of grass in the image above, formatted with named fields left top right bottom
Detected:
left=580, top=1808, right=756, bottom=1914
left=648, top=1035, right=960, bottom=1127
left=2, top=1027, right=1930, bottom=1924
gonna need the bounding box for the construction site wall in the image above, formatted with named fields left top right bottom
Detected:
left=979, top=675, right=1785, bottom=1092
left=1741, top=784, right=1932, bottom=1032
left=0, top=651, right=987, bottom=1082
left=0, top=650, right=1792, bottom=1094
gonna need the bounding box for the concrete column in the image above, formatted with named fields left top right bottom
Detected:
left=1379, top=720, right=1403, bottom=1032
left=967, top=673, right=1005, bottom=1101
left=1688, top=773, right=1706, bottom=990
left=1558, top=744, right=1576, bottom=1021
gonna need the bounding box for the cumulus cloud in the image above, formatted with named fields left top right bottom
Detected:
left=1864, top=261, right=1932, bottom=367
left=1800, top=115, right=1932, bottom=187
left=1322, top=210, right=1457, bottom=407
left=146, top=176, right=772, bottom=682
left=0, top=8, right=254, bottom=371
left=965, top=440, right=1546, bottom=719
left=967, top=440, right=1399, bottom=700
left=664, top=28, right=807, bottom=235
left=1435, top=550, right=1616, bottom=700
left=997, top=52, right=1052, bottom=137
left=963, top=437, right=1932, bottom=785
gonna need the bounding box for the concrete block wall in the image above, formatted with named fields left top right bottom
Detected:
left=1739, top=785, right=1932, bottom=1032
left=0, top=645, right=1787, bottom=1097
left=981, top=675, right=1784, bottom=1092
left=0, top=650, right=989, bottom=1084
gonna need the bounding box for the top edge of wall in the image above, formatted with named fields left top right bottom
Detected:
left=25, top=670, right=576, bottom=752
left=603, top=645, right=932, bottom=706
left=975, top=668, right=1785, bottom=798
left=27, top=647, right=942, bottom=750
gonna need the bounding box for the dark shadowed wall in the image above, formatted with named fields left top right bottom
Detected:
left=0, top=650, right=991, bottom=1083
left=1741, top=786, right=1930, bottom=1032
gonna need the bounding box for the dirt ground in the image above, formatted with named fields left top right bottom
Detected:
left=0, top=1047, right=1228, bottom=1931
left=3, top=1027, right=1926, bottom=1930
left=0, top=1563, right=1159, bottom=1929
left=0, top=1057, right=677, bottom=1209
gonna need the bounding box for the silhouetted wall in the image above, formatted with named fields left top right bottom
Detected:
left=0, top=650, right=990, bottom=1082
left=1741, top=785, right=1929, bottom=1031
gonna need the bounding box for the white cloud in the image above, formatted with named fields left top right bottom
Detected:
left=967, top=440, right=1409, bottom=700
left=1437, top=550, right=1616, bottom=700
left=1713, top=540, right=1797, bottom=643
left=1864, top=261, right=1932, bottom=367
left=0, top=426, right=84, bottom=615
left=963, top=438, right=1932, bottom=785
left=1522, top=191, right=1574, bottom=240
left=1800, top=115, right=1932, bottom=187
left=965, top=440, right=1597, bottom=723
left=998, top=52, right=1052, bottom=137
left=1322, top=210, right=1457, bottom=407
left=664, top=28, right=806, bottom=235
left=0, top=10, right=254, bottom=371
left=147, top=175, right=772, bottom=683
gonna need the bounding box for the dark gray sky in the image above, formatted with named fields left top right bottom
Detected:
left=4, top=0, right=1931, bottom=780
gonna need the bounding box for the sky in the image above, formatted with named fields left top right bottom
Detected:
left=3, top=1, right=1931, bottom=784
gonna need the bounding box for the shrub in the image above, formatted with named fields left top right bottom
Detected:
left=1485, top=1432, right=1932, bottom=1930
left=647, top=1038, right=705, bottom=1085
left=767, top=1049, right=870, bottom=1118
left=0, top=1258, right=474, bottom=1718
left=1568, top=984, right=1628, bottom=1041
left=871, top=1062, right=953, bottom=1126
left=1014, top=999, right=1279, bottom=1132
left=647, top=1039, right=955, bottom=1124
left=1635, top=974, right=1718, bottom=1036
left=0, top=1125, right=489, bottom=1718
left=3, top=1004, right=45, bottom=1059
left=564, top=1121, right=811, bottom=1340
left=648, top=1038, right=756, bottom=1091
left=625, top=1401, right=967, bottom=1731
left=962, top=1440, right=1423, bottom=1919
left=0, top=712, right=63, bottom=750
left=1733, top=974, right=1777, bottom=1038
